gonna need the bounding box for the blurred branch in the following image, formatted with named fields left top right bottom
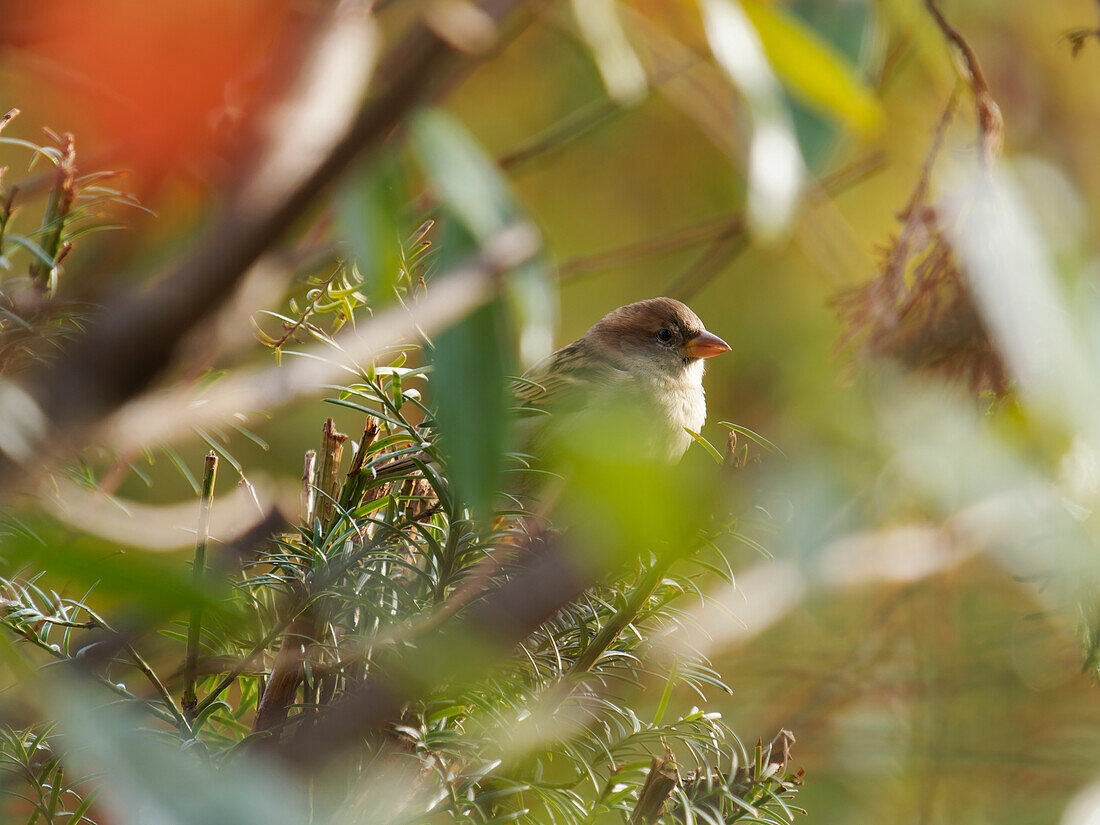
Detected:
left=1, top=0, right=545, bottom=492
left=281, top=534, right=598, bottom=766
left=558, top=213, right=744, bottom=281
left=102, top=222, right=540, bottom=454
left=666, top=152, right=885, bottom=300
left=924, top=0, right=1001, bottom=169
left=555, top=152, right=882, bottom=289
left=498, top=55, right=699, bottom=173
left=183, top=451, right=218, bottom=719
left=1064, top=0, right=1100, bottom=55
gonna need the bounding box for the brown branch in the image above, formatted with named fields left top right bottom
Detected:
left=664, top=152, right=886, bottom=300
left=316, top=418, right=348, bottom=527
left=251, top=608, right=318, bottom=739
left=0, top=108, right=18, bottom=135
left=630, top=752, right=679, bottom=825
left=554, top=152, right=883, bottom=290
left=280, top=533, right=594, bottom=766
left=924, top=0, right=1002, bottom=169
left=558, top=213, right=745, bottom=282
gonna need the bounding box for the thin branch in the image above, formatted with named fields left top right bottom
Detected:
left=924, top=0, right=1002, bottom=169
left=182, top=451, right=218, bottom=719
left=124, top=642, right=194, bottom=737
left=0, top=108, right=19, bottom=135
left=568, top=559, right=669, bottom=676
left=630, top=752, right=679, bottom=825
left=555, top=152, right=884, bottom=288
left=558, top=213, right=745, bottom=282
left=664, top=152, right=887, bottom=300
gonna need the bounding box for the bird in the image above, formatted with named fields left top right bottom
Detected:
left=370, top=297, right=730, bottom=485
left=515, top=297, right=731, bottom=463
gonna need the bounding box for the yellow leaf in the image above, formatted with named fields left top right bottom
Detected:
left=739, top=0, right=883, bottom=136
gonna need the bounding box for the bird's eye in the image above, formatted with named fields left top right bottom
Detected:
left=656, top=328, right=674, bottom=343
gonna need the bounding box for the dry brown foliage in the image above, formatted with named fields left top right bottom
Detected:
left=832, top=95, right=1008, bottom=398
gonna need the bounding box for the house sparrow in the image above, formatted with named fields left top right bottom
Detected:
left=372, top=298, right=730, bottom=483
left=516, top=297, right=731, bottom=462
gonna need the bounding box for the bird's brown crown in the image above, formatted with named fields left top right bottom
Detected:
left=586, top=297, right=705, bottom=355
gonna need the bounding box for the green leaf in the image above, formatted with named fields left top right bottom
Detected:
left=52, top=680, right=311, bottom=825
left=338, top=154, right=405, bottom=304
left=4, top=235, right=56, bottom=269
left=2, top=525, right=231, bottom=620
left=739, top=0, right=882, bottom=136
left=683, top=427, right=725, bottom=464
left=410, top=108, right=517, bottom=241
left=698, top=0, right=804, bottom=239
left=718, top=421, right=786, bottom=456
left=431, top=228, right=512, bottom=520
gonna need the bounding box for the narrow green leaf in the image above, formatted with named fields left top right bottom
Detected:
left=739, top=0, right=882, bottom=136
left=431, top=235, right=512, bottom=518
left=683, top=427, right=725, bottom=464
left=338, top=154, right=405, bottom=304
left=410, top=108, right=517, bottom=241
left=718, top=421, right=786, bottom=456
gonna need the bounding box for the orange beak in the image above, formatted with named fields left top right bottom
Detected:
left=683, top=330, right=732, bottom=359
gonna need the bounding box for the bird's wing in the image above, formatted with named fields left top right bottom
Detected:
left=512, top=338, right=623, bottom=416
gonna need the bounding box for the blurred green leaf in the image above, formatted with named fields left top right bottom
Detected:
left=338, top=154, right=405, bottom=305
left=2, top=524, right=231, bottom=620
left=699, top=0, right=804, bottom=239
left=430, top=223, right=512, bottom=520
left=570, top=0, right=648, bottom=105
left=785, top=0, right=874, bottom=171
left=411, top=108, right=552, bottom=509
left=431, top=302, right=511, bottom=518
left=54, top=680, right=310, bottom=825
left=410, top=108, right=518, bottom=241
left=740, top=0, right=882, bottom=136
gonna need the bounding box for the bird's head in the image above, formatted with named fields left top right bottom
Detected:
left=586, top=297, right=731, bottom=378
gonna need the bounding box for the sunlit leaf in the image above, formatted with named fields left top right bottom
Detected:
left=571, top=0, right=648, bottom=105
left=410, top=108, right=517, bottom=242
left=430, top=228, right=512, bottom=520
left=698, top=0, right=805, bottom=239
left=739, top=0, right=881, bottom=136
left=338, top=154, right=405, bottom=305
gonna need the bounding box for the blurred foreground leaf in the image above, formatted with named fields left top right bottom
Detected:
left=740, top=0, right=881, bottom=137
left=338, top=154, right=405, bottom=305
left=699, top=0, right=805, bottom=239
left=55, top=680, right=309, bottom=825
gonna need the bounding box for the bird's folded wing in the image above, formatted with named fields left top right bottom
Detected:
left=512, top=339, right=619, bottom=417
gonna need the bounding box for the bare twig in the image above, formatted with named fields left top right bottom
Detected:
left=1064, top=0, right=1100, bottom=55
left=924, top=0, right=1002, bottom=169
left=0, top=108, right=19, bottom=135
left=630, top=752, right=679, bottom=825
left=317, top=418, right=348, bottom=527
left=301, top=450, right=317, bottom=524
left=558, top=213, right=745, bottom=282
left=182, top=451, right=218, bottom=719
left=557, top=152, right=884, bottom=286
left=662, top=153, right=886, bottom=300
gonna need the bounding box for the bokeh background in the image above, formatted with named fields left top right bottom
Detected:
left=3, top=1, right=1100, bottom=823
